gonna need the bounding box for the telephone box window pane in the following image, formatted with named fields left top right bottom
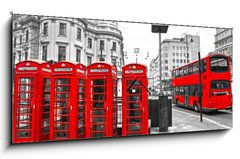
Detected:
left=16, top=77, right=34, bottom=139
left=42, top=78, right=50, bottom=135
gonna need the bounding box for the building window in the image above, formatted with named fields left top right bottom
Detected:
left=14, top=22, right=17, bottom=29
left=25, top=51, right=28, bottom=60
left=42, top=46, right=48, bottom=61
left=173, top=59, right=175, bottom=62
left=184, top=59, right=186, bottom=63
left=99, top=56, right=105, bottom=61
left=165, top=66, right=168, bottom=70
left=165, top=60, right=168, bottom=64
left=172, top=46, right=175, bottom=49
left=58, top=46, right=66, bottom=61
left=18, top=52, right=21, bottom=62
left=180, top=53, right=182, bottom=57
left=177, top=59, right=179, bottom=63
left=100, top=40, right=104, bottom=50
left=77, top=28, right=81, bottom=40
left=177, top=46, right=179, bottom=50
left=112, top=59, right=117, bottom=66
left=87, top=56, right=92, bottom=65
left=43, top=22, right=48, bottom=36
left=59, top=23, right=67, bottom=36
left=112, top=41, right=116, bottom=51
left=173, top=52, right=175, bottom=56
left=180, top=46, right=182, bottom=50
left=87, top=38, right=92, bottom=48
left=180, top=59, right=183, bottom=63
left=76, top=49, right=81, bottom=62
left=26, top=30, right=29, bottom=42
left=20, top=35, right=22, bottom=45
left=14, top=37, right=17, bottom=48
left=176, top=53, right=179, bottom=56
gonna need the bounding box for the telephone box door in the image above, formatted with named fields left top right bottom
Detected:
left=14, top=75, right=36, bottom=142
left=125, top=78, right=144, bottom=135
left=89, top=77, right=108, bottom=138
left=52, top=77, right=72, bottom=140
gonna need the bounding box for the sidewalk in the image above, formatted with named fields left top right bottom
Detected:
left=150, top=108, right=231, bottom=134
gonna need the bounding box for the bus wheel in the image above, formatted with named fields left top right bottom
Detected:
left=194, top=103, right=199, bottom=112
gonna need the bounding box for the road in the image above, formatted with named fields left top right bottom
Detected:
left=172, top=104, right=232, bottom=128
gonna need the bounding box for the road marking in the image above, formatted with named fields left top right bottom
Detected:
left=173, top=108, right=232, bottom=129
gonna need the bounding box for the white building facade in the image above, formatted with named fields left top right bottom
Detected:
left=13, top=15, right=125, bottom=96
left=149, top=35, right=200, bottom=95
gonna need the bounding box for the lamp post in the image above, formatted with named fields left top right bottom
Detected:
left=151, top=24, right=169, bottom=95
left=181, top=33, right=194, bottom=63
left=198, top=52, right=203, bottom=122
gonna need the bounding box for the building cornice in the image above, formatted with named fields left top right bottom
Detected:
left=86, top=27, right=123, bottom=41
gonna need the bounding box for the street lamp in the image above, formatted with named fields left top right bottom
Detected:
left=151, top=24, right=169, bottom=95
left=180, top=33, right=194, bottom=63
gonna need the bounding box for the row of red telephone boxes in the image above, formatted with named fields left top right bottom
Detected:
left=13, top=60, right=148, bottom=143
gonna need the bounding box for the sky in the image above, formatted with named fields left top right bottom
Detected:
left=118, top=22, right=217, bottom=65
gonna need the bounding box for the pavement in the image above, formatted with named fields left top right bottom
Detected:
left=150, top=107, right=231, bottom=134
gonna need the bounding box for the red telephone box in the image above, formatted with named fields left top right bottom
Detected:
left=86, top=62, right=118, bottom=138
left=50, top=61, right=86, bottom=141
left=13, top=60, right=52, bottom=143
left=122, top=64, right=149, bottom=136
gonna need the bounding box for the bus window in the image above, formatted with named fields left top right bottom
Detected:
left=201, top=59, right=206, bottom=73
left=211, top=80, right=230, bottom=89
left=210, top=56, right=228, bottom=72
left=180, top=86, right=184, bottom=95
left=189, top=85, right=198, bottom=96
left=172, top=70, right=175, bottom=78
left=188, top=64, right=193, bottom=75
left=176, top=69, right=179, bottom=78
left=179, top=68, right=183, bottom=77
left=183, top=66, right=188, bottom=76
left=193, top=62, right=199, bottom=74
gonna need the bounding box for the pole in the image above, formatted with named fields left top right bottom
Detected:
left=136, top=54, right=138, bottom=63
left=186, top=35, right=189, bottom=63
left=198, top=52, right=203, bottom=122
left=159, top=33, right=162, bottom=95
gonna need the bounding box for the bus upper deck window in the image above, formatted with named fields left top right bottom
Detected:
left=210, top=56, right=228, bottom=72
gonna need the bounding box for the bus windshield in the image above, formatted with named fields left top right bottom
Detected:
left=210, top=56, right=228, bottom=72
left=211, top=80, right=230, bottom=89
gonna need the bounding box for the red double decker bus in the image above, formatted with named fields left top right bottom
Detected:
left=172, top=53, right=232, bottom=112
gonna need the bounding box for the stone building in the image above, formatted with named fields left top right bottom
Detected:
left=149, top=35, right=200, bottom=95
